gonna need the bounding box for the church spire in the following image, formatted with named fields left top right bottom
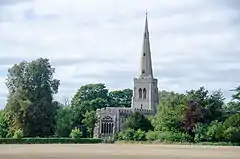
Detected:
left=140, top=11, right=153, bottom=78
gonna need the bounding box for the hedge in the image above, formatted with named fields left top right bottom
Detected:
left=0, top=138, right=103, bottom=144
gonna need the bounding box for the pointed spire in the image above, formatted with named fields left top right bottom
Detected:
left=140, top=11, right=153, bottom=78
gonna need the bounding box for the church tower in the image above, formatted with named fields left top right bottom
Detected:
left=131, top=12, right=159, bottom=114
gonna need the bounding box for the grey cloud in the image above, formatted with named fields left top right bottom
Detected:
left=51, top=57, right=127, bottom=67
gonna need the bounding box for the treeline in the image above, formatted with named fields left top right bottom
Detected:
left=116, top=88, right=240, bottom=143
left=0, top=58, right=240, bottom=144
left=0, top=58, right=132, bottom=138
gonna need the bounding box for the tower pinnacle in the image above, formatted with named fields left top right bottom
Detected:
left=140, top=12, right=153, bottom=78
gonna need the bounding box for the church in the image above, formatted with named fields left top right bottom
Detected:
left=93, top=13, right=159, bottom=138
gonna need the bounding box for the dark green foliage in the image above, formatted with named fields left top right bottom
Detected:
left=116, top=129, right=136, bottom=141
left=70, top=83, right=109, bottom=129
left=145, top=131, right=159, bottom=141
left=223, top=114, right=240, bottom=143
left=224, top=114, right=240, bottom=128
left=0, top=110, right=8, bottom=138
left=133, top=129, right=146, bottom=141
left=4, top=58, right=59, bottom=137
left=0, top=138, right=103, bottom=144
left=153, top=91, right=186, bottom=132
left=157, top=131, right=192, bottom=143
left=206, top=121, right=225, bottom=142
left=123, top=112, right=153, bottom=132
left=116, top=129, right=146, bottom=141
left=224, top=127, right=240, bottom=143
left=145, top=131, right=191, bottom=143
left=193, top=123, right=208, bottom=142
left=224, top=101, right=240, bottom=116
left=109, top=89, right=132, bottom=107
left=55, top=105, right=73, bottom=137
left=204, top=91, right=225, bottom=123
left=232, top=86, right=240, bottom=101
left=186, top=88, right=225, bottom=123
left=82, top=110, right=98, bottom=137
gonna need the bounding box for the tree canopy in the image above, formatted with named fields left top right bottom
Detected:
left=4, top=58, right=60, bottom=137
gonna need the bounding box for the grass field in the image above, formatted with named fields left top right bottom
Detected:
left=0, top=144, right=239, bottom=159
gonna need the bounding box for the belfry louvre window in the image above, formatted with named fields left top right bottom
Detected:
left=139, top=88, right=142, bottom=98
left=143, top=88, right=147, bottom=99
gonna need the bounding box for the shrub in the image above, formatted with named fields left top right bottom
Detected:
left=146, top=131, right=159, bottom=141
left=13, top=129, right=23, bottom=139
left=133, top=129, right=146, bottom=141
left=123, top=112, right=153, bottom=132
left=116, top=129, right=146, bottom=141
left=224, top=127, right=240, bottom=143
left=69, top=128, right=82, bottom=139
left=158, top=131, right=192, bottom=143
left=206, top=121, right=225, bottom=142
left=121, top=129, right=135, bottom=141
left=0, top=138, right=103, bottom=144
left=224, top=114, right=240, bottom=128
left=115, top=131, right=125, bottom=140
left=193, top=123, right=208, bottom=142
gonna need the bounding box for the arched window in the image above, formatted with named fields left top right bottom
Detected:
left=139, top=88, right=142, bottom=99
left=143, top=88, right=147, bottom=99
left=101, top=116, right=114, bottom=134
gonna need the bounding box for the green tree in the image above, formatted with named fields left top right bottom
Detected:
left=223, top=114, right=240, bottom=142
left=70, top=83, right=109, bottom=129
left=225, top=86, right=240, bottom=115
left=206, top=120, right=225, bottom=142
left=0, top=110, right=8, bottom=138
left=232, top=86, right=240, bottom=101
left=193, top=123, right=208, bottom=142
left=109, top=89, right=132, bottom=107
left=153, top=91, right=186, bottom=132
left=82, top=110, right=98, bottom=137
left=186, top=87, right=225, bottom=124
left=55, top=105, right=73, bottom=137
left=4, top=58, right=60, bottom=137
left=204, top=91, right=225, bottom=123
left=123, top=112, right=153, bottom=132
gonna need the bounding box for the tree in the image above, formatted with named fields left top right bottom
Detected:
left=153, top=91, right=186, bottom=132
left=70, top=83, right=109, bottom=129
left=225, top=86, right=240, bottom=115
left=109, top=89, right=132, bottom=107
left=206, top=120, right=225, bottom=142
left=4, top=58, right=60, bottom=137
left=55, top=105, right=73, bottom=137
left=123, top=112, right=153, bottom=132
left=186, top=87, right=225, bottom=124
left=223, top=114, right=240, bottom=142
left=232, top=86, right=240, bottom=101
left=186, top=87, right=209, bottom=106
left=204, top=90, right=225, bottom=123
left=82, top=110, right=98, bottom=137
left=0, top=110, right=8, bottom=138
left=182, top=101, right=204, bottom=136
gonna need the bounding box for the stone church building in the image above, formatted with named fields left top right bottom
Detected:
left=94, top=14, right=159, bottom=138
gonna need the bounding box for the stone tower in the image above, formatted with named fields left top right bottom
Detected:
left=131, top=12, right=159, bottom=114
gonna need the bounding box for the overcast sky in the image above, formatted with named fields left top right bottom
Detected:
left=0, top=0, right=240, bottom=108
